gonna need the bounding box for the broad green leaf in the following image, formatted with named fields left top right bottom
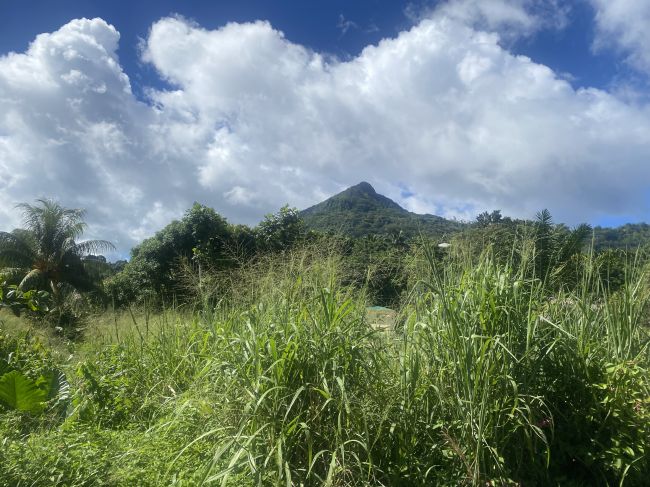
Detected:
left=0, top=370, right=48, bottom=412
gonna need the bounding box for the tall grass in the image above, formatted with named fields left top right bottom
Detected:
left=1, top=242, right=649, bottom=485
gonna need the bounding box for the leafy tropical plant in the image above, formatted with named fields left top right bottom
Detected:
left=531, top=209, right=592, bottom=286
left=0, top=370, right=48, bottom=413
left=0, top=281, right=50, bottom=316
left=0, top=199, right=114, bottom=302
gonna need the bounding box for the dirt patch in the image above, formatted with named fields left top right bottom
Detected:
left=366, top=306, right=397, bottom=332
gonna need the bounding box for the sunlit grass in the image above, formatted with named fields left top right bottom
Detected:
left=1, top=242, right=649, bottom=485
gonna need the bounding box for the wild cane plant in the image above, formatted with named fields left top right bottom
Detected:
left=180, top=249, right=381, bottom=486
left=65, top=241, right=648, bottom=486
left=406, top=241, right=550, bottom=485
left=162, top=240, right=648, bottom=485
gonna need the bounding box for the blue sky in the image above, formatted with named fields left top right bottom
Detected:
left=0, top=1, right=628, bottom=93
left=1, top=1, right=411, bottom=97
left=2, top=0, right=650, bottom=254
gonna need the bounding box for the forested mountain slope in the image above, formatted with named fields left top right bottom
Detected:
left=300, top=182, right=464, bottom=238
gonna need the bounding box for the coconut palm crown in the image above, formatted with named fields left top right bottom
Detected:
left=0, top=199, right=114, bottom=297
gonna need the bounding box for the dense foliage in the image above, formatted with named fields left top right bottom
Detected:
left=105, top=203, right=308, bottom=306
left=593, top=223, right=650, bottom=251
left=102, top=185, right=650, bottom=309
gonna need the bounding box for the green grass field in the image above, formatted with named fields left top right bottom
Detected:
left=1, top=245, right=649, bottom=486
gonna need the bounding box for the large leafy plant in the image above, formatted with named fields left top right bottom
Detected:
left=0, top=332, right=70, bottom=416
left=0, top=370, right=48, bottom=413
left=0, top=280, right=50, bottom=316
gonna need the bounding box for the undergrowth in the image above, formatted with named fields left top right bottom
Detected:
left=1, top=244, right=648, bottom=485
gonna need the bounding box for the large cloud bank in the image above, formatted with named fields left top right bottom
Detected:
left=2, top=1, right=650, bottom=255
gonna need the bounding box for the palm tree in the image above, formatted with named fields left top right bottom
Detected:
left=0, top=199, right=114, bottom=300
left=533, top=209, right=591, bottom=287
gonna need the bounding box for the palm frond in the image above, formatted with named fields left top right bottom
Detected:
left=17, top=200, right=87, bottom=257
left=0, top=231, right=34, bottom=268
left=559, top=224, right=591, bottom=260
left=74, top=240, right=116, bottom=256
left=19, top=268, right=44, bottom=291
left=16, top=202, right=44, bottom=242
left=53, top=219, right=87, bottom=247
left=535, top=209, right=553, bottom=228
left=8, top=199, right=113, bottom=295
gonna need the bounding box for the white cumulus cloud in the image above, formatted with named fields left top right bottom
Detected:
left=590, top=0, right=650, bottom=75
left=409, top=0, right=570, bottom=40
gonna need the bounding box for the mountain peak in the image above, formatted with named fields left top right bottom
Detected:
left=334, top=181, right=402, bottom=212
left=350, top=181, right=376, bottom=194
left=300, top=181, right=464, bottom=238
left=300, top=181, right=400, bottom=219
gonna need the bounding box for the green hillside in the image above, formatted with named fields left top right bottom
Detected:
left=593, top=223, right=650, bottom=250
left=300, top=181, right=464, bottom=238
